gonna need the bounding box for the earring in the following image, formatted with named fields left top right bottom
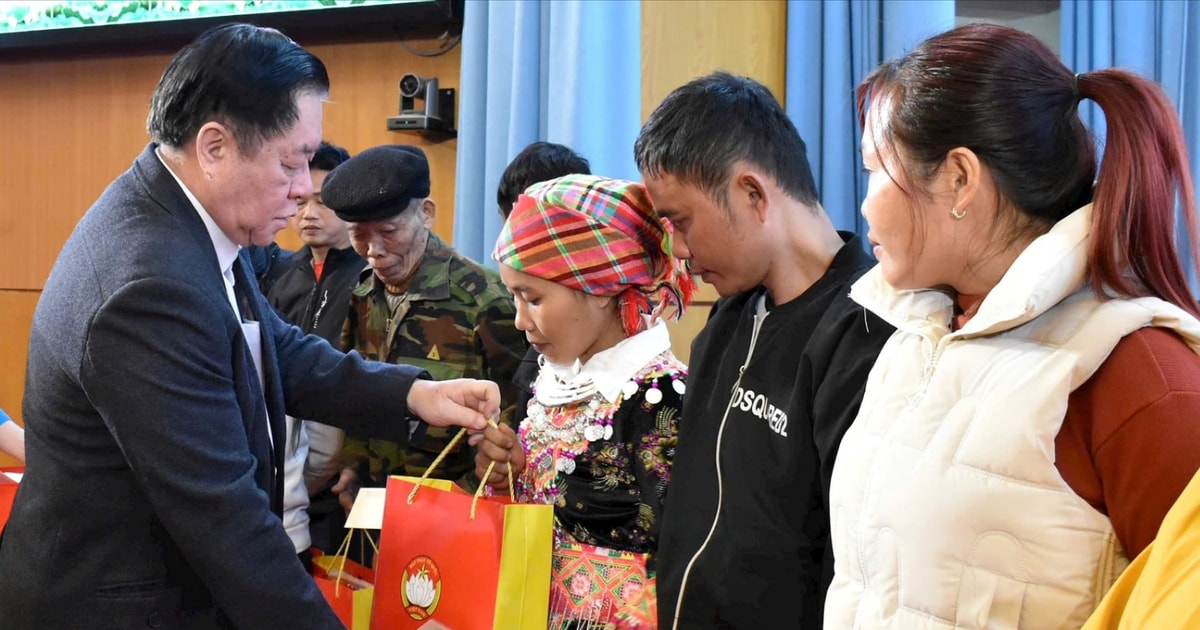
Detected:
left=950, top=205, right=966, bottom=220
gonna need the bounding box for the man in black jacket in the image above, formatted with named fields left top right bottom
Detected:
left=269, top=141, right=361, bottom=344
left=267, top=141, right=365, bottom=555
left=635, top=72, right=894, bottom=629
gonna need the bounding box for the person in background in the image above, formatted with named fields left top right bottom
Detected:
left=267, top=140, right=362, bottom=555
left=247, top=240, right=292, bottom=294
left=496, top=141, right=592, bottom=425
left=826, top=23, right=1200, bottom=628
left=323, top=144, right=524, bottom=507
left=0, top=24, right=498, bottom=630
left=633, top=71, right=893, bottom=629
left=0, top=408, right=24, bottom=463
left=477, top=173, right=693, bottom=628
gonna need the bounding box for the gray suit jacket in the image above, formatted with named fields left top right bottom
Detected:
left=0, top=144, right=421, bottom=629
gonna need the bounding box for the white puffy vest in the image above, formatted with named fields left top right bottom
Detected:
left=825, top=206, right=1200, bottom=629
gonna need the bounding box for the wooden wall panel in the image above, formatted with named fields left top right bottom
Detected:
left=641, top=0, right=787, bottom=120
left=641, top=0, right=788, bottom=363
left=0, top=37, right=462, bottom=286
left=0, top=53, right=167, bottom=291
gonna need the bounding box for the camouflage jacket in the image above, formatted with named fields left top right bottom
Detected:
left=340, top=233, right=525, bottom=488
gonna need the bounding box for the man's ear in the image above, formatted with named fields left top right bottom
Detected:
left=420, top=198, right=437, bottom=229
left=732, top=170, right=770, bottom=224
left=195, top=121, right=232, bottom=177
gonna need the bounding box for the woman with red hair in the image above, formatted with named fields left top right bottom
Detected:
left=826, top=22, right=1200, bottom=629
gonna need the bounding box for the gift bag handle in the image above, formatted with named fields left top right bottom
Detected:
left=406, top=420, right=516, bottom=519
left=329, top=528, right=379, bottom=596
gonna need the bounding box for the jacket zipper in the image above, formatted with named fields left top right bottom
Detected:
left=310, top=289, right=329, bottom=331
left=902, top=333, right=946, bottom=411
left=851, top=331, right=947, bottom=613
left=672, top=297, right=768, bottom=630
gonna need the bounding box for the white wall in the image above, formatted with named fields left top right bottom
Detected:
left=956, top=0, right=1061, bottom=54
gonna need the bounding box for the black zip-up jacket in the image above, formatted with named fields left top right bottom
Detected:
left=512, top=346, right=539, bottom=424
left=656, top=233, right=893, bottom=629
left=267, top=245, right=366, bottom=344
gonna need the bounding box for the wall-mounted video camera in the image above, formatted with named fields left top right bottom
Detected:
left=387, top=73, right=456, bottom=138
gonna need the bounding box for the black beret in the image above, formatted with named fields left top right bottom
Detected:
left=321, top=144, right=431, bottom=222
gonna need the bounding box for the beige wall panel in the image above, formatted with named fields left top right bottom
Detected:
left=667, top=304, right=712, bottom=366
left=694, top=282, right=720, bottom=304
left=668, top=282, right=719, bottom=364
left=641, top=0, right=787, bottom=121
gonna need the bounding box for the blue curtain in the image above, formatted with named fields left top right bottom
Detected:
left=452, top=0, right=642, bottom=265
left=1062, top=0, right=1199, bottom=287
left=785, top=0, right=956, bottom=235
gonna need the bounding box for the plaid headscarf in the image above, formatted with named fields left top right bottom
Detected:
left=494, top=174, right=694, bottom=336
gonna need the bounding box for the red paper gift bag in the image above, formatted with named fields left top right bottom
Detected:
left=312, top=549, right=375, bottom=630
left=371, top=430, right=553, bottom=630
left=0, top=467, right=23, bottom=530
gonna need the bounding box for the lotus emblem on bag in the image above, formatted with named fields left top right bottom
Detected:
left=407, top=571, right=436, bottom=607
left=400, top=555, right=443, bottom=620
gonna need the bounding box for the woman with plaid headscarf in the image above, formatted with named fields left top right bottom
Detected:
left=474, top=174, right=694, bottom=629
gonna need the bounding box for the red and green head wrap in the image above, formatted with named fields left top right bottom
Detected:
left=493, top=174, right=695, bottom=336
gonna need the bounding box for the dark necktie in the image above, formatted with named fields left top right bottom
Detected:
left=232, top=257, right=285, bottom=515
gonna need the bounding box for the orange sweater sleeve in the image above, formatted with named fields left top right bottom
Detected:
left=1056, top=327, right=1200, bottom=558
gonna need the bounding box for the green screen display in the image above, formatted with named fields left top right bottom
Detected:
left=0, top=1, right=413, bottom=34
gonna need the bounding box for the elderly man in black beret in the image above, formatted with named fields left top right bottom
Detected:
left=323, top=144, right=525, bottom=512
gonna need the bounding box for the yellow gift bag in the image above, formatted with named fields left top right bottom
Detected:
left=312, top=550, right=375, bottom=630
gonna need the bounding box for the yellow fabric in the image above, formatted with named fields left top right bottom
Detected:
left=1083, top=468, right=1200, bottom=629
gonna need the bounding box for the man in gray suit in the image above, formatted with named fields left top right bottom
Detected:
left=0, top=24, right=495, bottom=629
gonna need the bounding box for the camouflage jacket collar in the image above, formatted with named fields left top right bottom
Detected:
left=353, top=232, right=454, bottom=302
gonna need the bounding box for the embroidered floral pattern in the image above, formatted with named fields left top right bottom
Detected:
left=586, top=441, right=634, bottom=492
left=516, top=349, right=685, bottom=628
left=639, top=406, right=678, bottom=495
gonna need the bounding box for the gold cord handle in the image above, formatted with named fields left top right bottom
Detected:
left=406, top=418, right=518, bottom=517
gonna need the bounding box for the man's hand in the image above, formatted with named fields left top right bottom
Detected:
left=330, top=467, right=360, bottom=515
left=406, top=378, right=499, bottom=431
left=469, top=422, right=525, bottom=492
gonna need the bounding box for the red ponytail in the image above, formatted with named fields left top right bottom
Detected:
left=1082, top=70, right=1200, bottom=317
